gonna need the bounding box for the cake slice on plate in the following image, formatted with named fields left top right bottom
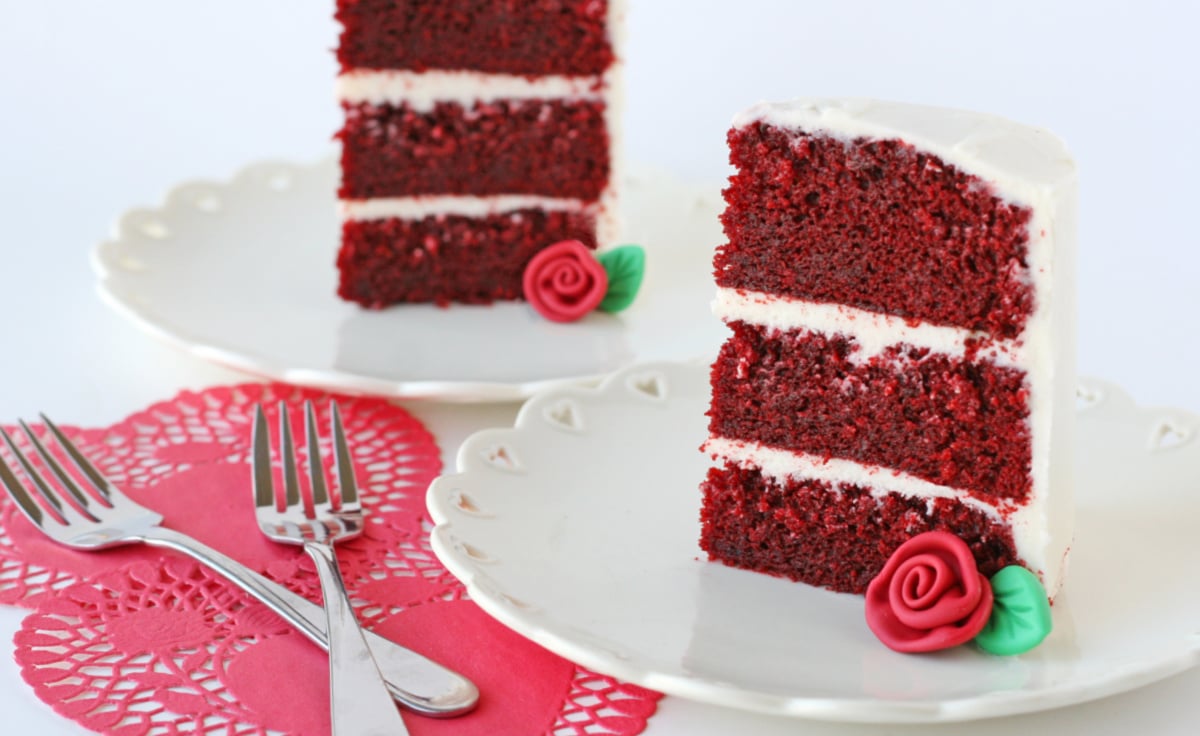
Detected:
left=702, top=98, right=1077, bottom=597
left=334, top=0, right=624, bottom=306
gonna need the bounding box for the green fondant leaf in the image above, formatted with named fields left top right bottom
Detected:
left=596, top=245, right=646, bottom=313
left=975, top=566, right=1053, bottom=656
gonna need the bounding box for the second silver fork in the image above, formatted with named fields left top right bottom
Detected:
left=253, top=401, right=408, bottom=736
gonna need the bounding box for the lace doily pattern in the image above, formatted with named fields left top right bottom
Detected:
left=1, top=384, right=660, bottom=735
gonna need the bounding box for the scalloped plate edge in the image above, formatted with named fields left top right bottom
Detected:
left=90, top=156, right=646, bottom=403
left=427, top=363, right=1200, bottom=723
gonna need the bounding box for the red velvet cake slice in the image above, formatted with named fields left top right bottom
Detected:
left=702, top=98, right=1077, bottom=597
left=334, top=0, right=625, bottom=307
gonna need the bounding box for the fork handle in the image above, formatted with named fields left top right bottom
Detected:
left=139, top=526, right=478, bottom=717
left=306, top=542, right=410, bottom=736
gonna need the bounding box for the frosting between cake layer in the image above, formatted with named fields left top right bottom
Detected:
left=336, top=70, right=609, bottom=111
left=712, top=288, right=1024, bottom=367
left=339, top=194, right=618, bottom=251
left=703, top=437, right=1003, bottom=518
left=340, top=195, right=592, bottom=221
left=704, top=436, right=1055, bottom=595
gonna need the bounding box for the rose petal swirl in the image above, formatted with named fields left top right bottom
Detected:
left=522, top=240, right=608, bottom=323
left=864, top=531, right=994, bottom=653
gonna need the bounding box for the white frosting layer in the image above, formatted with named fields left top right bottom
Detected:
left=705, top=437, right=1001, bottom=517
left=597, top=0, right=628, bottom=249
left=723, top=98, right=1077, bottom=596
left=713, top=288, right=1024, bottom=367
left=336, top=70, right=608, bottom=112
left=341, top=195, right=591, bottom=222
left=704, top=437, right=1049, bottom=594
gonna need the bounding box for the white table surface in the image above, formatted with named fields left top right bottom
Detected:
left=2, top=1, right=1197, bottom=734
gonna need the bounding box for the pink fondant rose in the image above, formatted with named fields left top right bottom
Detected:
left=865, top=531, right=994, bottom=653
left=522, top=240, right=608, bottom=322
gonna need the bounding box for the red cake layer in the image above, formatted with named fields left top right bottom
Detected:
left=336, top=0, right=615, bottom=76
left=709, top=322, right=1032, bottom=502
left=338, top=210, right=597, bottom=306
left=700, top=462, right=1020, bottom=594
left=339, top=100, right=610, bottom=200
left=719, top=122, right=1034, bottom=340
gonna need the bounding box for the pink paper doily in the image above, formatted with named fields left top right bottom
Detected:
left=0, top=384, right=660, bottom=735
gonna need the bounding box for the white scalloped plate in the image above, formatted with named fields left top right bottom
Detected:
left=427, top=362, right=1200, bottom=723
left=91, top=159, right=725, bottom=401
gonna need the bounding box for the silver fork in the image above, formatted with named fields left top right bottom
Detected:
left=252, top=401, right=407, bottom=736
left=0, top=414, right=477, bottom=717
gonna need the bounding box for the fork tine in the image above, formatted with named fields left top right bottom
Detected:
left=0, top=433, right=45, bottom=526
left=330, top=402, right=359, bottom=508
left=19, top=420, right=94, bottom=511
left=252, top=405, right=276, bottom=509
left=0, top=427, right=94, bottom=525
left=304, top=401, right=330, bottom=507
left=39, top=414, right=113, bottom=503
left=278, top=402, right=301, bottom=509
left=1, top=427, right=63, bottom=515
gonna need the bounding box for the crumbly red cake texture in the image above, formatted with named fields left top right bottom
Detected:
left=336, top=0, right=614, bottom=75
left=718, top=123, right=1035, bottom=339
left=339, top=100, right=610, bottom=200
left=700, top=463, right=1019, bottom=594
left=702, top=103, right=1057, bottom=597
left=709, top=322, right=1033, bottom=503
left=338, top=210, right=597, bottom=306
left=335, top=0, right=620, bottom=307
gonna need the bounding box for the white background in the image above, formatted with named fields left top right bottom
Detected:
left=0, top=2, right=1198, bottom=735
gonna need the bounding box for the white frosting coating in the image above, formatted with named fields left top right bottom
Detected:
left=712, top=288, right=1024, bottom=367
left=340, top=195, right=591, bottom=222
left=596, top=0, right=627, bottom=249
left=704, top=437, right=1050, bottom=594
left=723, top=98, right=1077, bottom=596
left=336, top=70, right=608, bottom=111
